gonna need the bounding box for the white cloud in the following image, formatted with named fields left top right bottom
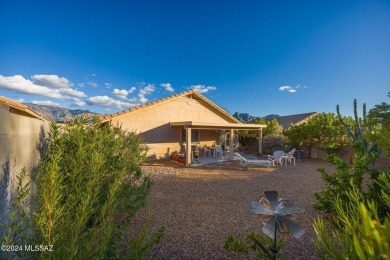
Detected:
left=279, top=84, right=309, bottom=93
left=105, top=83, right=113, bottom=89
left=279, top=86, right=292, bottom=91
left=31, top=74, right=72, bottom=89
left=128, top=86, right=136, bottom=93
left=72, top=99, right=86, bottom=107
left=15, top=98, right=25, bottom=103
left=1, top=75, right=63, bottom=98
left=138, top=96, right=148, bottom=103
left=161, top=83, right=174, bottom=92
left=78, top=83, right=85, bottom=87
left=87, top=81, right=98, bottom=88
left=139, top=84, right=155, bottom=95
left=32, top=100, right=61, bottom=107
left=128, top=97, right=138, bottom=102
left=189, top=85, right=217, bottom=93
left=138, top=84, right=155, bottom=103
left=0, top=75, right=87, bottom=100
left=60, top=88, right=87, bottom=97
left=279, top=85, right=297, bottom=93
left=87, top=95, right=138, bottom=108
left=112, top=88, right=128, bottom=99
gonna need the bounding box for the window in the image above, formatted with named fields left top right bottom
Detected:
left=182, top=129, right=199, bottom=144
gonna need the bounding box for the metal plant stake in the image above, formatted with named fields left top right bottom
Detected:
left=250, top=191, right=305, bottom=259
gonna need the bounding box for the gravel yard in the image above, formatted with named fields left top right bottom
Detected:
left=130, top=158, right=336, bottom=259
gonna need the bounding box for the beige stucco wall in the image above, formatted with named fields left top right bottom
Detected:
left=0, top=103, right=49, bottom=227
left=109, top=95, right=235, bottom=159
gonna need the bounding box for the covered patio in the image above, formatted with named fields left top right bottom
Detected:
left=170, top=121, right=266, bottom=165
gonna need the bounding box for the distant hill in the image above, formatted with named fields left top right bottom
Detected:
left=264, top=114, right=280, bottom=119
left=233, top=112, right=260, bottom=122
left=233, top=112, right=281, bottom=122
left=25, top=103, right=99, bottom=122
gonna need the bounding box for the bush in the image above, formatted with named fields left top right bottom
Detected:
left=225, top=232, right=284, bottom=259
left=313, top=143, right=376, bottom=214
left=1, top=116, right=162, bottom=259
left=313, top=180, right=390, bottom=259
left=263, top=135, right=284, bottom=152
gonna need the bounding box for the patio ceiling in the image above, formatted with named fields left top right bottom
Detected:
left=169, top=121, right=266, bottom=130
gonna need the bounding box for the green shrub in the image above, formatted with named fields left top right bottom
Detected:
left=1, top=116, right=162, bottom=259
left=313, top=142, right=389, bottom=221
left=313, top=180, right=390, bottom=259
left=224, top=232, right=284, bottom=259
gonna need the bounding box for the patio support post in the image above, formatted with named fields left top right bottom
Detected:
left=185, top=126, right=192, bottom=165
left=229, top=129, right=234, bottom=160
left=258, top=128, right=263, bottom=155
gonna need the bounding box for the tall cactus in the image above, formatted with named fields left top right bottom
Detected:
left=336, top=99, right=372, bottom=153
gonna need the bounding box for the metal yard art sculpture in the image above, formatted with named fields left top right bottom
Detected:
left=250, top=191, right=305, bottom=259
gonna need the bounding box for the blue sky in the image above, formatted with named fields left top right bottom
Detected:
left=0, top=0, right=389, bottom=117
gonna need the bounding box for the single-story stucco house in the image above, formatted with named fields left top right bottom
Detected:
left=101, top=90, right=266, bottom=165
left=273, top=112, right=318, bottom=129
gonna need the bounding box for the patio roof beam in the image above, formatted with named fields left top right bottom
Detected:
left=170, top=121, right=265, bottom=130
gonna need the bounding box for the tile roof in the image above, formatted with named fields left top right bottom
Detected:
left=100, top=89, right=242, bottom=123
left=0, top=96, right=49, bottom=121
left=274, top=112, right=318, bottom=128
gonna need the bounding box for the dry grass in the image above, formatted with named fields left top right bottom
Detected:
left=129, top=158, right=336, bottom=259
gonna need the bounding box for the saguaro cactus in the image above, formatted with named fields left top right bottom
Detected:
left=336, top=99, right=373, bottom=153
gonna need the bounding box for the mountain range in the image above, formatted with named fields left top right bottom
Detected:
left=25, top=103, right=99, bottom=122
left=233, top=112, right=280, bottom=122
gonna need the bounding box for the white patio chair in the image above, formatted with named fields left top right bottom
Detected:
left=234, top=152, right=272, bottom=170
left=267, top=150, right=285, bottom=166
left=215, top=145, right=223, bottom=157
left=202, top=146, right=211, bottom=157
left=287, top=148, right=296, bottom=156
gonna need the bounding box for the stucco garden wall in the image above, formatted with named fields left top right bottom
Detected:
left=0, top=103, right=49, bottom=230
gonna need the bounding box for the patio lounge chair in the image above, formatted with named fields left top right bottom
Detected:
left=267, top=150, right=285, bottom=166
left=234, top=152, right=272, bottom=170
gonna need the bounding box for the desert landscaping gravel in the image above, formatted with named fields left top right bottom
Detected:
left=130, top=158, right=336, bottom=259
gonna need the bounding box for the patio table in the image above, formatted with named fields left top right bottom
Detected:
left=281, top=155, right=295, bottom=165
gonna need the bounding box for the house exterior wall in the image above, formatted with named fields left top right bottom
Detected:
left=0, top=103, right=49, bottom=228
left=108, top=96, right=235, bottom=159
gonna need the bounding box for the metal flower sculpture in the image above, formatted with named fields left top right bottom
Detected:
left=250, top=191, right=305, bottom=258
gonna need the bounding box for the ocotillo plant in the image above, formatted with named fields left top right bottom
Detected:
left=336, top=99, right=374, bottom=154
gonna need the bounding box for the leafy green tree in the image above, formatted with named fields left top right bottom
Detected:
left=283, top=113, right=348, bottom=157
left=238, top=118, right=282, bottom=149
left=366, top=93, right=390, bottom=156
left=283, top=122, right=317, bottom=157
left=308, top=113, right=349, bottom=154
left=1, top=116, right=163, bottom=259
left=261, top=118, right=282, bottom=137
